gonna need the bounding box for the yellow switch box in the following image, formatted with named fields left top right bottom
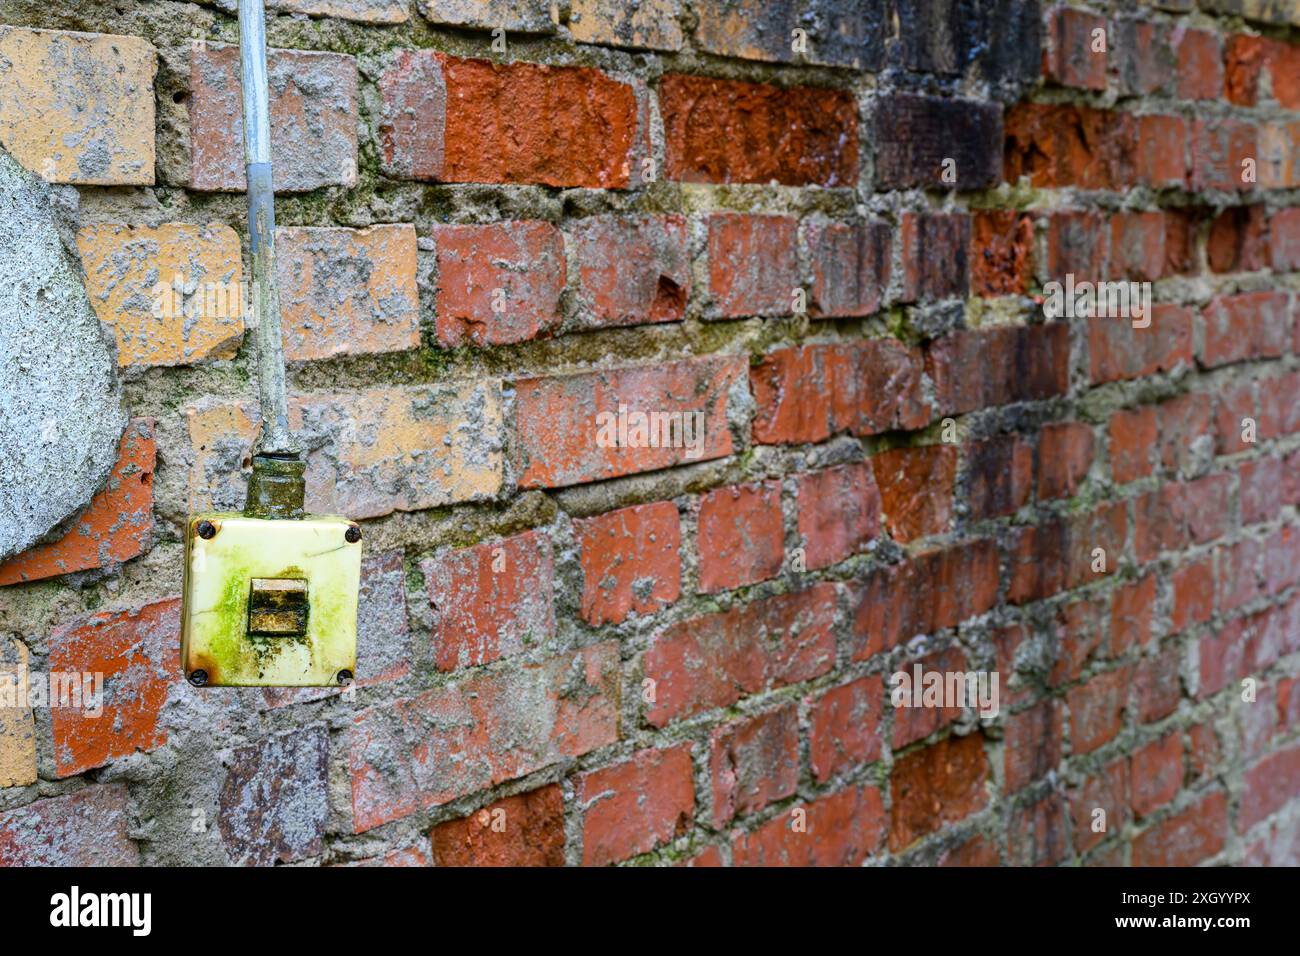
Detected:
left=180, top=513, right=362, bottom=687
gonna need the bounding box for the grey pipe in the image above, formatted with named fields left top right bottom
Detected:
left=238, top=0, right=296, bottom=457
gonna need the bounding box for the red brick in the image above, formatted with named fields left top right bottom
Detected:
left=891, top=647, right=969, bottom=749
left=1241, top=745, right=1300, bottom=830
left=1068, top=665, right=1133, bottom=754
left=431, top=221, right=565, bottom=346
left=1135, top=644, right=1184, bottom=723
left=1109, top=211, right=1166, bottom=281
left=569, top=215, right=690, bottom=328
left=348, top=643, right=619, bottom=831
left=1269, top=207, right=1300, bottom=271
left=732, top=786, right=885, bottom=866
left=1134, top=474, right=1232, bottom=562
left=1224, top=34, right=1300, bottom=109
left=1130, top=733, right=1183, bottom=818
left=805, top=220, right=890, bottom=318
left=380, top=51, right=646, bottom=188
left=190, top=44, right=357, bottom=192
left=926, top=323, right=1070, bottom=416
left=0, top=419, right=154, bottom=586
left=429, top=786, right=565, bottom=867
left=1010, top=790, right=1070, bottom=867
left=422, top=530, right=554, bottom=671
left=48, top=598, right=177, bottom=777
left=0, top=785, right=138, bottom=866
left=1045, top=210, right=1108, bottom=282
left=1049, top=595, right=1107, bottom=686
left=1155, top=392, right=1213, bottom=473
left=1044, top=6, right=1108, bottom=90
left=888, top=734, right=989, bottom=851
left=750, top=340, right=929, bottom=445
left=1198, top=608, right=1278, bottom=700
left=1113, top=573, right=1156, bottom=652
left=1191, top=117, right=1257, bottom=192
left=1005, top=698, right=1064, bottom=792
left=872, top=445, right=957, bottom=542
left=899, top=212, right=970, bottom=301
left=707, top=214, right=799, bottom=318
left=1115, top=17, right=1172, bottom=96
left=1006, top=502, right=1126, bottom=604
left=1163, top=208, right=1200, bottom=274
left=1264, top=526, right=1300, bottom=595
left=514, top=356, right=744, bottom=488
left=807, top=676, right=883, bottom=783
left=1173, top=26, right=1223, bottom=100
left=850, top=539, right=1000, bottom=658
left=1261, top=120, right=1300, bottom=188
left=660, top=73, right=858, bottom=187
left=1068, top=760, right=1129, bottom=853
left=1132, top=791, right=1227, bottom=866
left=1206, top=205, right=1268, bottom=274
left=794, top=462, right=881, bottom=570
left=1259, top=371, right=1300, bottom=436
left=575, top=501, right=681, bottom=626
left=965, top=435, right=1034, bottom=520
left=936, top=834, right=1000, bottom=866
left=1217, top=538, right=1264, bottom=613
left=1241, top=457, right=1285, bottom=525
left=710, top=706, right=799, bottom=826
left=1136, top=114, right=1189, bottom=188
left=643, top=586, right=836, bottom=726
left=696, top=480, right=785, bottom=593
left=1107, top=407, right=1156, bottom=484
left=1200, top=291, right=1291, bottom=368
left=970, top=210, right=1034, bottom=297
left=1004, top=103, right=1138, bottom=189
left=1214, top=380, right=1260, bottom=455
left=1038, top=421, right=1094, bottom=501
left=1188, top=723, right=1222, bottom=783
left=1172, top=558, right=1215, bottom=633
left=578, top=744, right=694, bottom=865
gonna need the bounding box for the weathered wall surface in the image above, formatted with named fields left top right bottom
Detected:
left=0, top=0, right=1298, bottom=866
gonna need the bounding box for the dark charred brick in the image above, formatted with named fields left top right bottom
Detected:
left=694, top=0, right=888, bottom=70
left=874, top=94, right=1003, bottom=191
left=218, top=727, right=329, bottom=866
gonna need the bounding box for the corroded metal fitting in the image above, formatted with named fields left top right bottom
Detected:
left=244, top=454, right=306, bottom=520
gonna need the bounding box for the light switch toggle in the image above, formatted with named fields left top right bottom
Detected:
left=248, top=578, right=309, bottom=636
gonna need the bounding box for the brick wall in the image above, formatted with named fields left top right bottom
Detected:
left=0, top=0, right=1297, bottom=866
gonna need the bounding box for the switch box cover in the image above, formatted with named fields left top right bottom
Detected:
left=180, top=513, right=362, bottom=687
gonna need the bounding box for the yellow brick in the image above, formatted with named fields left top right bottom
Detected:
left=77, top=223, right=244, bottom=367
left=0, top=26, right=156, bottom=185
left=0, top=637, right=36, bottom=789
left=270, top=0, right=410, bottom=22
left=276, top=225, right=420, bottom=361
left=187, top=382, right=504, bottom=519
left=569, top=0, right=684, bottom=52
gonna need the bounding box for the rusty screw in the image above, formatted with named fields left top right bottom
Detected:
left=196, top=520, right=216, bottom=540
left=345, top=525, right=362, bottom=544
left=188, top=669, right=209, bottom=687
left=337, top=669, right=354, bottom=686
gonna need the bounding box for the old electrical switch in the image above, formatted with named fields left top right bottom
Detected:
left=247, top=578, right=309, bottom=636
left=181, top=514, right=361, bottom=686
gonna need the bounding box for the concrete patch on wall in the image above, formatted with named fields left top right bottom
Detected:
left=0, top=148, right=125, bottom=561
